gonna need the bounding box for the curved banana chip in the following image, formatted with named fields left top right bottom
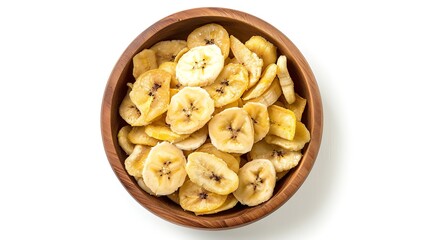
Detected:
left=176, top=45, right=224, bottom=87
left=186, top=152, right=239, bottom=195
left=195, top=194, right=238, bottom=215
left=230, top=35, right=263, bottom=89
left=242, top=63, right=278, bottom=100
left=268, top=105, right=296, bottom=141
left=127, top=126, right=159, bottom=146
left=197, top=143, right=240, bottom=173
left=285, top=93, right=307, bottom=121
left=276, top=170, right=290, bottom=181
left=144, top=120, right=189, bottom=143
left=233, top=159, right=276, bottom=206
left=277, top=55, right=296, bottom=104
left=265, top=121, right=311, bottom=151
left=243, top=102, right=270, bottom=143
left=248, top=140, right=302, bottom=172
left=158, top=61, right=180, bottom=89
left=150, top=40, right=187, bottom=65
left=174, top=126, right=208, bottom=151
left=119, top=85, right=147, bottom=126
left=136, top=177, right=156, bottom=195
left=187, top=23, right=230, bottom=59
left=124, top=145, right=150, bottom=178
left=117, top=125, right=135, bottom=155
left=245, top=35, right=277, bottom=70
left=132, top=49, right=158, bottom=79
left=142, top=142, right=187, bottom=195
left=179, top=179, right=227, bottom=213
left=245, top=77, right=282, bottom=107
left=208, top=107, right=254, bottom=154
left=166, top=87, right=214, bottom=135
left=204, top=63, right=248, bottom=107
left=129, top=69, right=171, bottom=125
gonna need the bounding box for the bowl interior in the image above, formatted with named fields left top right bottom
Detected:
left=101, top=8, right=322, bottom=229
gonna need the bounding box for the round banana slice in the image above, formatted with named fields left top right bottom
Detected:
left=144, top=121, right=189, bottom=143
left=174, top=126, right=208, bottom=151
left=245, top=77, right=282, bottom=107
left=265, top=121, right=311, bottom=151
left=248, top=140, right=302, bottom=172
left=187, top=23, right=230, bottom=59
left=244, top=35, right=277, bottom=70
left=186, top=152, right=239, bottom=195
left=230, top=35, right=263, bottom=89
left=243, top=102, right=270, bottom=143
left=268, top=105, right=296, bottom=141
left=124, top=145, right=151, bottom=178
left=127, top=126, right=159, bottom=146
left=242, top=63, right=278, bottom=100
left=233, top=159, right=276, bottom=206
left=195, top=194, right=238, bottom=215
left=197, top=143, right=240, bottom=173
left=285, top=93, right=307, bottom=121
left=179, top=179, right=227, bottom=213
left=158, top=61, right=181, bottom=89
left=142, top=142, right=187, bottom=195
left=208, top=107, right=254, bottom=154
left=204, top=63, right=249, bottom=107
left=176, top=45, right=224, bottom=87
left=117, top=125, right=135, bottom=155
left=166, top=87, right=214, bottom=135
left=132, top=49, right=158, bottom=79
left=129, top=69, right=171, bottom=125
left=277, top=55, right=296, bottom=104
left=150, top=40, right=187, bottom=65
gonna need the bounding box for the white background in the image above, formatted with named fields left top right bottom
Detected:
left=1, top=0, right=428, bottom=239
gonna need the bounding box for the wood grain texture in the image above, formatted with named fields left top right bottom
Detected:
left=101, top=7, right=323, bottom=230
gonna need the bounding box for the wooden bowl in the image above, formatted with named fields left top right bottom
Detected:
left=101, top=7, right=323, bottom=229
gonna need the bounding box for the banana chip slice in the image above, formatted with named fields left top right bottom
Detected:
left=142, top=142, right=187, bottom=195
left=150, top=40, right=187, bottom=65
left=268, top=105, right=296, bottom=141
left=204, top=63, right=248, bottom=107
left=230, top=35, right=263, bottom=89
left=176, top=44, right=224, bottom=87
left=242, top=63, right=278, bottom=100
left=128, top=126, right=159, bottom=146
left=129, top=69, right=171, bottom=125
left=179, top=179, right=227, bottom=213
left=187, top=23, right=230, bottom=59
left=277, top=55, right=296, bottom=104
left=186, top=152, right=239, bottom=195
left=265, top=121, right=311, bottom=151
left=197, top=143, right=240, bottom=173
left=209, top=107, right=254, bottom=154
left=132, top=49, right=158, bottom=79
left=124, top=145, right=151, bottom=178
left=233, top=159, right=276, bottom=206
left=245, top=35, right=277, bottom=70
left=249, top=140, right=302, bottom=172
left=243, top=102, right=270, bottom=143
left=166, top=87, right=214, bottom=135
left=117, top=125, right=135, bottom=155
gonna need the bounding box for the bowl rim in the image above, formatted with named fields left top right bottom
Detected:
left=101, top=7, right=323, bottom=230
